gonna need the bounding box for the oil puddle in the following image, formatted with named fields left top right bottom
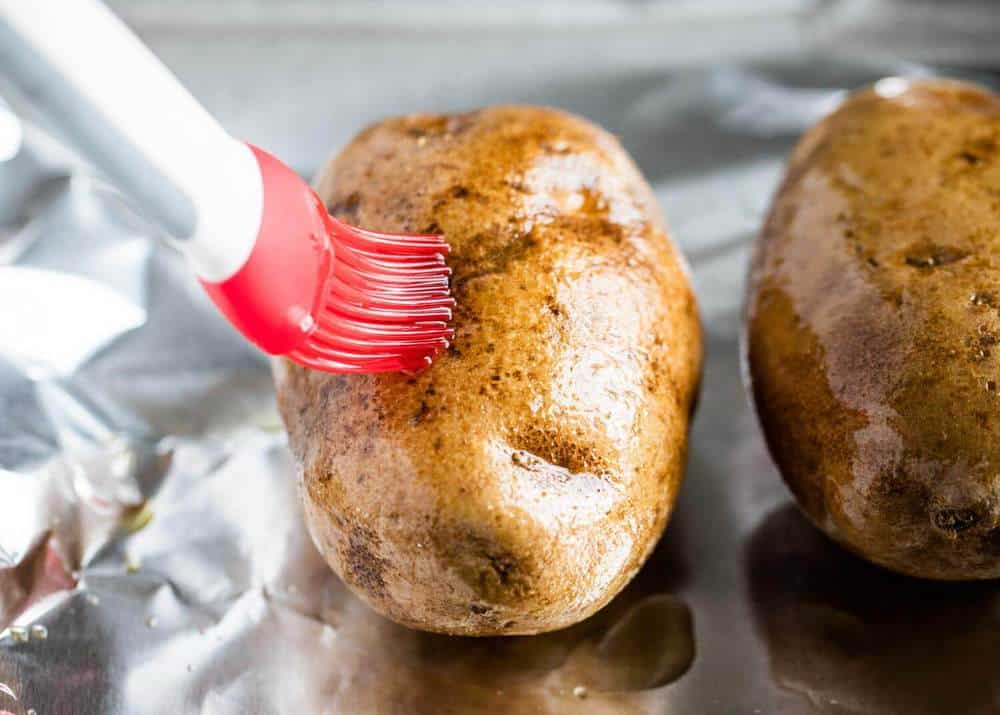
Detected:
left=559, top=593, right=695, bottom=693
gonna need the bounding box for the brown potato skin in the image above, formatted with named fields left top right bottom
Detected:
left=746, top=79, right=1000, bottom=580
left=274, top=106, right=702, bottom=634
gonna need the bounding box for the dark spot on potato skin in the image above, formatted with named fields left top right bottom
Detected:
left=983, top=527, right=1000, bottom=555
left=450, top=230, right=539, bottom=291
left=959, top=151, right=982, bottom=166
left=344, top=525, right=390, bottom=599
left=903, top=244, right=969, bottom=269
left=933, top=508, right=981, bottom=533
left=432, top=527, right=532, bottom=606
left=510, top=424, right=608, bottom=477
left=327, top=191, right=361, bottom=222
left=410, top=400, right=430, bottom=426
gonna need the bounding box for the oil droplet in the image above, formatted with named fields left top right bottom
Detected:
left=297, top=313, right=315, bottom=333
left=600, top=594, right=694, bottom=689
left=103, top=443, right=134, bottom=482
left=971, top=292, right=996, bottom=308
left=572, top=685, right=588, bottom=699
left=29, top=625, right=47, bottom=641
left=547, top=139, right=570, bottom=154
left=575, top=594, right=694, bottom=692
left=27, top=709, right=37, bottom=715
left=121, top=503, right=154, bottom=534
left=8, top=626, right=29, bottom=644
left=124, top=555, right=141, bottom=574
left=145, top=616, right=158, bottom=629
left=86, top=593, right=100, bottom=606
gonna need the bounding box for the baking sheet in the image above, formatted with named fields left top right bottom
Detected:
left=2, top=29, right=1000, bottom=715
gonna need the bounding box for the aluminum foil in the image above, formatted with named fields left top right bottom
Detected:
left=3, top=55, right=1000, bottom=715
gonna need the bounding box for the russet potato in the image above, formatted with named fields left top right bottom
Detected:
left=275, top=106, right=702, bottom=634
left=747, top=79, right=1000, bottom=579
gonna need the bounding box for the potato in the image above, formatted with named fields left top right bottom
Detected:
left=274, top=106, right=702, bottom=634
left=746, top=79, right=1000, bottom=579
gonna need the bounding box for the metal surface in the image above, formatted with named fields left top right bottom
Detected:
left=2, top=5, right=1000, bottom=713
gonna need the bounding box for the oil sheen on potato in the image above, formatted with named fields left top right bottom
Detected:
left=275, top=106, right=702, bottom=634
left=746, top=79, right=1000, bottom=580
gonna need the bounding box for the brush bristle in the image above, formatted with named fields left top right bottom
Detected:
left=287, top=218, right=455, bottom=374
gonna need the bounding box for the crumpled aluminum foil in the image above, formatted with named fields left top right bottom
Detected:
left=2, top=56, right=1000, bottom=715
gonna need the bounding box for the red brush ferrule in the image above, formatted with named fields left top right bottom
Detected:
left=200, top=145, right=330, bottom=356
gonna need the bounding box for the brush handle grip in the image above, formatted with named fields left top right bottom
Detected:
left=0, top=0, right=262, bottom=281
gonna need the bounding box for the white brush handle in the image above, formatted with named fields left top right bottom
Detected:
left=0, top=0, right=262, bottom=282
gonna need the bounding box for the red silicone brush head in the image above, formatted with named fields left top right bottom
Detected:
left=287, top=217, right=454, bottom=374
left=201, top=145, right=453, bottom=375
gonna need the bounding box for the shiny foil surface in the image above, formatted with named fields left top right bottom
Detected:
left=2, top=35, right=1000, bottom=715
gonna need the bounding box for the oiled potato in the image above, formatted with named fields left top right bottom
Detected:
left=274, top=106, right=702, bottom=634
left=746, top=79, right=1000, bottom=579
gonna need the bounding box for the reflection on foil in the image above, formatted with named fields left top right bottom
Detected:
left=0, top=53, right=988, bottom=714
left=0, top=101, right=21, bottom=164
left=748, top=505, right=1000, bottom=714
left=0, top=268, right=145, bottom=377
